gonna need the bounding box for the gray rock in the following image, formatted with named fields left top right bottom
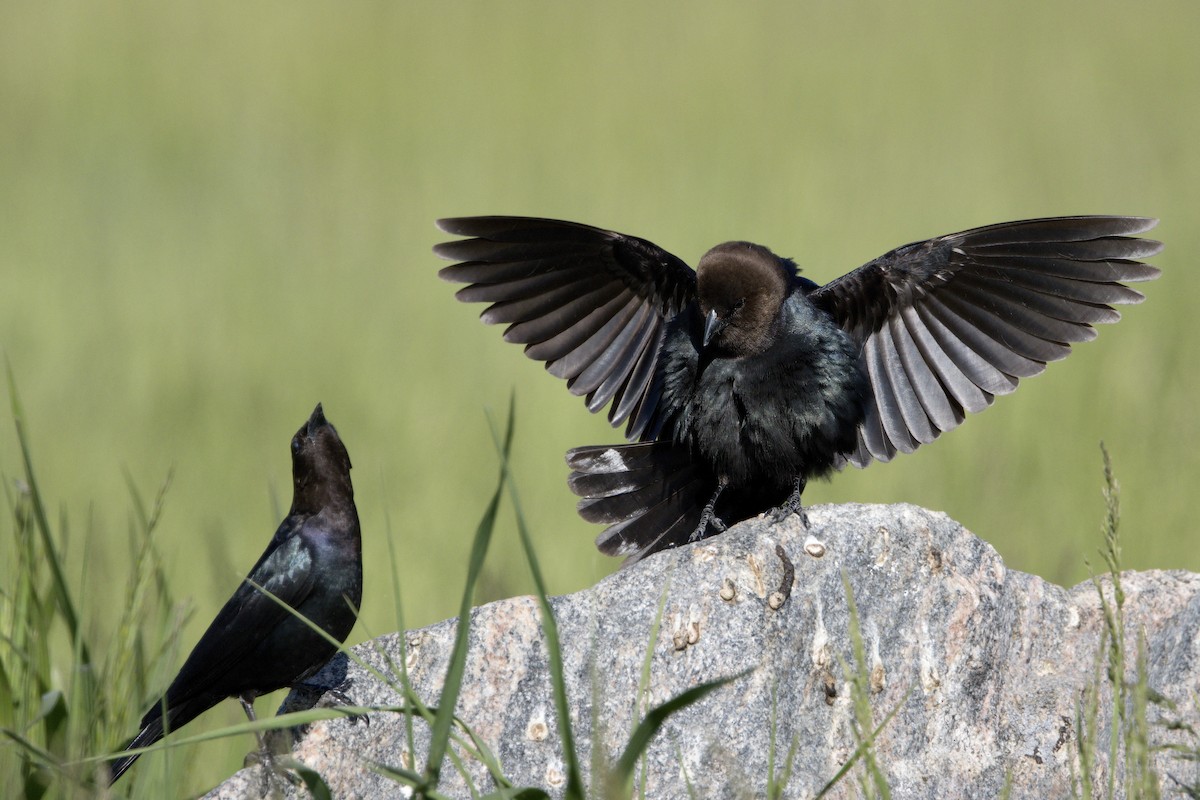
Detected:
left=204, top=504, right=1200, bottom=799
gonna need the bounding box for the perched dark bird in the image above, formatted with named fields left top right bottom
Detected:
left=108, top=404, right=362, bottom=785
left=436, top=216, right=1161, bottom=563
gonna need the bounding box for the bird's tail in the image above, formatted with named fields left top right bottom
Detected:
left=107, top=717, right=165, bottom=786
left=567, top=441, right=713, bottom=564
left=108, top=693, right=215, bottom=785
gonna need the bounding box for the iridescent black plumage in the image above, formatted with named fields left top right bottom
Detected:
left=108, top=404, right=361, bottom=784
left=437, top=216, right=1160, bottom=562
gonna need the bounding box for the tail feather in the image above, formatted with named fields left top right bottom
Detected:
left=567, top=441, right=683, bottom=474
left=595, top=487, right=706, bottom=562
left=108, top=692, right=219, bottom=785
left=567, top=441, right=713, bottom=563
left=568, top=458, right=666, bottom=499
left=576, top=460, right=704, bottom=524
left=107, top=718, right=165, bottom=785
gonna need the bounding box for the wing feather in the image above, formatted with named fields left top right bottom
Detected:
left=437, top=216, right=697, bottom=438
left=812, top=216, right=1161, bottom=466
left=158, top=529, right=317, bottom=709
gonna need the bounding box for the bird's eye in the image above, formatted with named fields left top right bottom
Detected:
left=291, top=437, right=303, bottom=455
left=733, top=298, right=746, bottom=313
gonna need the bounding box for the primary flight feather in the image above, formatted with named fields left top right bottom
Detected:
left=436, top=216, right=1161, bottom=563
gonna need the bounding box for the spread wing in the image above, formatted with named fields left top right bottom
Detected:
left=435, top=216, right=697, bottom=441
left=808, top=216, right=1162, bottom=466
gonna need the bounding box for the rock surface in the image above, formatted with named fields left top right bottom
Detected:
left=205, top=504, right=1200, bottom=799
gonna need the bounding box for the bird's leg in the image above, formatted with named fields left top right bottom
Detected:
left=769, top=476, right=809, bottom=527
left=690, top=477, right=730, bottom=542
left=239, top=694, right=279, bottom=795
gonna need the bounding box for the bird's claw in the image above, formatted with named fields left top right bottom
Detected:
left=320, top=687, right=369, bottom=727
left=767, top=478, right=809, bottom=527
left=242, top=748, right=291, bottom=797
left=690, top=478, right=730, bottom=542
left=689, top=514, right=727, bottom=542
left=767, top=502, right=809, bottom=527
left=690, top=507, right=728, bottom=541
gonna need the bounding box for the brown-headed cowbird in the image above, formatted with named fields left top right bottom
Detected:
left=436, top=216, right=1161, bottom=563
left=108, top=404, right=361, bottom=784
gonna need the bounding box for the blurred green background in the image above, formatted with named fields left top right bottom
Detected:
left=1, top=0, right=1196, bottom=790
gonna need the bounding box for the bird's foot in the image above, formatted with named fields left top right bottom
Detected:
left=767, top=503, right=808, bottom=527
left=767, top=478, right=809, bottom=527
left=690, top=478, right=730, bottom=542
left=238, top=695, right=295, bottom=796
left=242, top=747, right=296, bottom=796
left=688, top=514, right=727, bottom=541
left=318, top=686, right=370, bottom=727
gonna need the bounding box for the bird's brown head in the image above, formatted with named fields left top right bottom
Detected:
left=290, top=403, right=354, bottom=512
left=696, top=241, right=792, bottom=357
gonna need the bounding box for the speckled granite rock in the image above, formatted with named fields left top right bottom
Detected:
left=204, top=504, right=1200, bottom=799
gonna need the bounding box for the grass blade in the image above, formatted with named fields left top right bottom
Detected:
left=815, top=688, right=908, bottom=798
left=610, top=670, right=750, bottom=795
left=416, top=398, right=515, bottom=796
left=278, top=757, right=334, bottom=800
left=370, top=762, right=456, bottom=800
left=381, top=498, right=419, bottom=769
left=485, top=401, right=585, bottom=800
left=370, top=760, right=424, bottom=784
left=477, top=788, right=553, bottom=800
left=6, top=364, right=87, bottom=664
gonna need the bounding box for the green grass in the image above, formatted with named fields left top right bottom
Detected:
left=0, top=376, right=192, bottom=797
left=812, top=574, right=908, bottom=800
left=1, top=397, right=743, bottom=797
left=2, top=0, right=1198, bottom=790
left=3, top=394, right=1195, bottom=797
left=1072, top=446, right=1199, bottom=800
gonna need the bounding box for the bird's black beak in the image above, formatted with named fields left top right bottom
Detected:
left=307, top=404, right=327, bottom=436
left=703, top=309, right=725, bottom=348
